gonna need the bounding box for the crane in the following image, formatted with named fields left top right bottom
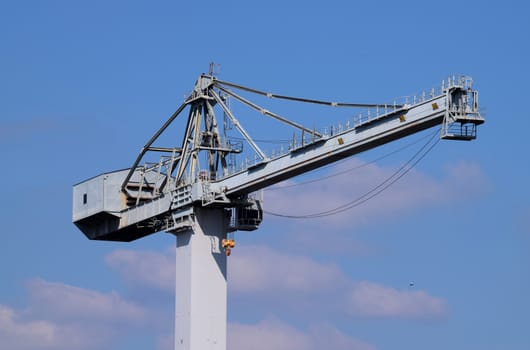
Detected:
left=72, top=72, right=484, bottom=350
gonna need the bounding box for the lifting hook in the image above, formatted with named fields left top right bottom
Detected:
left=221, top=238, right=235, bottom=256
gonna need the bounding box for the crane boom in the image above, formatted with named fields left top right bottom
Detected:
left=72, top=74, right=483, bottom=242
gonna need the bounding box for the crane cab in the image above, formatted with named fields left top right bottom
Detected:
left=72, top=170, right=128, bottom=240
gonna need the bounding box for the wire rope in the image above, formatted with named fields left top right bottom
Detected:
left=263, top=128, right=441, bottom=219
left=214, top=79, right=403, bottom=109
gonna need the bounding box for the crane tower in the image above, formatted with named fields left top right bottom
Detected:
left=72, top=72, right=484, bottom=350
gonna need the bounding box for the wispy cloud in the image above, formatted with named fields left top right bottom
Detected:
left=0, top=303, right=114, bottom=350
left=105, top=248, right=175, bottom=292
left=155, top=317, right=377, bottom=350
left=103, top=245, right=448, bottom=321
left=263, top=157, right=489, bottom=229
left=0, top=242, right=449, bottom=350
left=0, top=279, right=154, bottom=350
left=229, top=244, right=348, bottom=295
left=228, top=317, right=376, bottom=350
left=230, top=244, right=448, bottom=320
left=0, top=305, right=58, bottom=350
left=27, top=279, right=146, bottom=324
left=348, top=281, right=448, bottom=320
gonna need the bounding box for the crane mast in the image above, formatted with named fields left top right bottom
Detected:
left=72, top=74, right=484, bottom=350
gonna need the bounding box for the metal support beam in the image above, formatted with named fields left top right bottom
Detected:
left=121, top=102, right=188, bottom=193
left=215, top=85, right=322, bottom=138
left=173, top=207, right=228, bottom=350
left=211, top=89, right=267, bottom=160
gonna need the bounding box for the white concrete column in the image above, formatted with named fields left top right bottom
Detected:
left=174, top=207, right=228, bottom=350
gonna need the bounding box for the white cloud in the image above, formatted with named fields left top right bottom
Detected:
left=443, top=161, right=491, bottom=196
left=0, top=304, right=111, bottom=350
left=229, top=246, right=448, bottom=320
left=0, top=242, right=449, bottom=350
left=0, top=279, right=157, bottom=350
left=103, top=245, right=448, bottom=321
left=228, top=317, right=375, bottom=350
left=229, top=244, right=348, bottom=295
left=27, top=279, right=146, bottom=324
left=105, top=248, right=175, bottom=292
left=307, top=323, right=376, bottom=350
left=104, top=244, right=349, bottom=296
left=348, top=281, right=448, bottom=320
left=0, top=305, right=56, bottom=349
left=263, top=157, right=488, bottom=229
left=229, top=318, right=311, bottom=350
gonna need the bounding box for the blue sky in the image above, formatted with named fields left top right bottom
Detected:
left=1, top=1, right=529, bottom=349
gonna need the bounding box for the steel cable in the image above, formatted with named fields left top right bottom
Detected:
left=263, top=128, right=441, bottom=219
left=214, top=79, right=402, bottom=109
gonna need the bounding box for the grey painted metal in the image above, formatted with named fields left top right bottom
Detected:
left=72, top=75, right=484, bottom=242
left=217, top=96, right=444, bottom=196
left=210, top=89, right=267, bottom=160
left=174, top=207, right=228, bottom=350
left=121, top=102, right=188, bottom=194
left=215, top=84, right=323, bottom=138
